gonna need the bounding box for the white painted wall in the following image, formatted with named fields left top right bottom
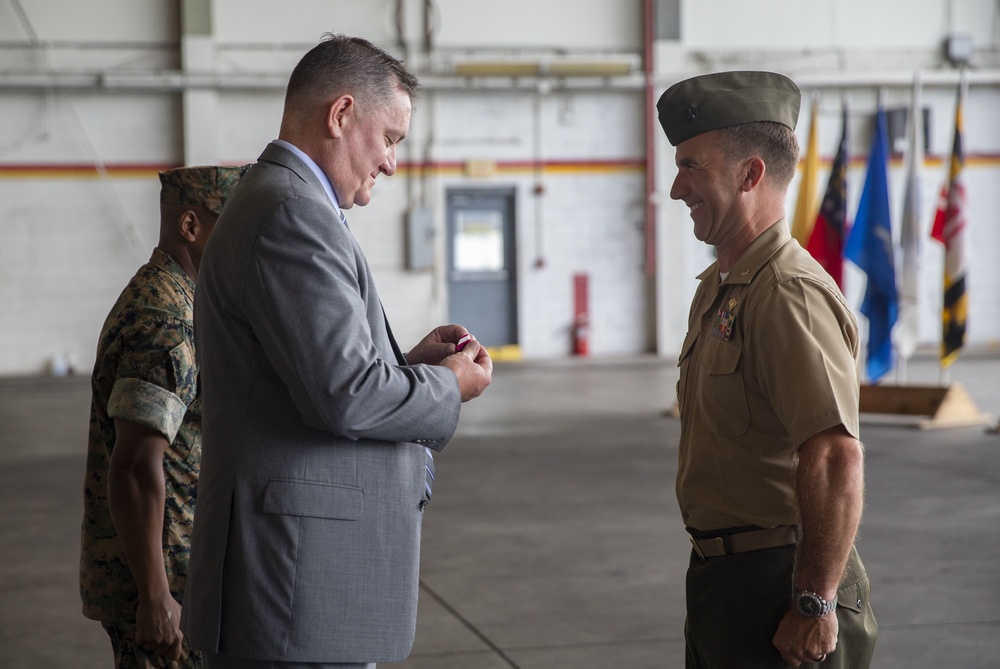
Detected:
left=654, top=0, right=1000, bottom=365
left=683, top=0, right=996, bottom=50
left=0, top=0, right=998, bottom=375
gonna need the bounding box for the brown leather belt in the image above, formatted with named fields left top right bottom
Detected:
left=689, top=525, right=798, bottom=559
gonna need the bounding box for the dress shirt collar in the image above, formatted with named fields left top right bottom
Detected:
left=272, top=139, right=345, bottom=221
left=697, top=219, right=792, bottom=285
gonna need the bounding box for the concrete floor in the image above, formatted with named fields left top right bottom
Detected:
left=1, top=353, right=998, bottom=668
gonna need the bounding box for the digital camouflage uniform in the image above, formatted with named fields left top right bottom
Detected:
left=80, top=165, right=248, bottom=669
left=81, top=246, right=203, bottom=666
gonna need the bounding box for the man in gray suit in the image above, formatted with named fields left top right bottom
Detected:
left=181, top=34, right=493, bottom=669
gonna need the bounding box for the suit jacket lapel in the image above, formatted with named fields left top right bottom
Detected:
left=261, top=142, right=408, bottom=368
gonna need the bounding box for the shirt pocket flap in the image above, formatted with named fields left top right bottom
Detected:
left=262, top=479, right=364, bottom=521
left=706, top=337, right=742, bottom=375
left=678, top=331, right=699, bottom=367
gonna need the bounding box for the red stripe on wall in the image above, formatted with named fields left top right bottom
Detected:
left=3, top=154, right=1000, bottom=179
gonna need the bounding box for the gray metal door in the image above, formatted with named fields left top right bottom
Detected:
left=446, top=188, right=517, bottom=347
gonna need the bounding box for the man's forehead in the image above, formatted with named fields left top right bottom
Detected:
left=674, top=130, right=722, bottom=162
left=382, top=90, right=412, bottom=136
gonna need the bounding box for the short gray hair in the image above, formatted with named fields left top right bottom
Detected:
left=716, top=122, right=800, bottom=189
left=284, top=33, right=419, bottom=115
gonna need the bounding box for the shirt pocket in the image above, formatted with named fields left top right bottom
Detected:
left=167, top=341, right=198, bottom=406
left=698, top=336, right=751, bottom=436
left=836, top=574, right=871, bottom=614
left=167, top=341, right=200, bottom=464
left=676, top=331, right=699, bottom=410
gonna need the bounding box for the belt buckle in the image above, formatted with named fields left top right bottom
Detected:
left=689, top=534, right=706, bottom=559
left=689, top=534, right=727, bottom=559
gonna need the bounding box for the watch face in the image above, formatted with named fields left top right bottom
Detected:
left=798, top=593, right=823, bottom=616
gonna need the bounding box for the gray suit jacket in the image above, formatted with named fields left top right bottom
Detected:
left=181, top=142, right=461, bottom=663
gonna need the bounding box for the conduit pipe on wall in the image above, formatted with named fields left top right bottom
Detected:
left=447, top=57, right=637, bottom=78
left=644, top=0, right=656, bottom=278
left=0, top=69, right=645, bottom=92
left=2, top=67, right=1000, bottom=94
left=532, top=90, right=546, bottom=269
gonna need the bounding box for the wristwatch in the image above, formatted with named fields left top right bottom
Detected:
left=795, top=589, right=837, bottom=617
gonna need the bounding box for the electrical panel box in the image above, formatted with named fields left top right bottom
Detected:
left=945, top=34, right=973, bottom=65
left=406, top=207, right=435, bottom=271
left=885, top=107, right=932, bottom=156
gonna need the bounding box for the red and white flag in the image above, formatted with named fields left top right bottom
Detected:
left=929, top=75, right=969, bottom=368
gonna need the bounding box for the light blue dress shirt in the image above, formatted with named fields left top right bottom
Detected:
left=273, top=139, right=346, bottom=222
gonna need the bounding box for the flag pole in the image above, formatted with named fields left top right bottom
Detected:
left=934, top=66, right=968, bottom=385
left=954, top=68, right=967, bottom=392
left=859, top=72, right=988, bottom=427
left=845, top=89, right=897, bottom=383
left=953, top=66, right=967, bottom=389
left=939, top=359, right=952, bottom=386
left=896, top=80, right=906, bottom=386
left=960, top=66, right=969, bottom=110
left=898, top=70, right=925, bottom=386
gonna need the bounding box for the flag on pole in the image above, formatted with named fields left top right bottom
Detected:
left=845, top=104, right=897, bottom=383
left=806, top=104, right=849, bottom=289
left=791, top=97, right=820, bottom=245
left=930, top=75, right=969, bottom=367
left=897, top=74, right=924, bottom=360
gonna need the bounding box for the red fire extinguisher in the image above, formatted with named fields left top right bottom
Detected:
left=572, top=273, right=589, bottom=356
left=572, top=312, right=590, bottom=356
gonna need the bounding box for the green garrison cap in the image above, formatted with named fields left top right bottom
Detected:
left=656, top=71, right=801, bottom=146
left=158, top=164, right=252, bottom=214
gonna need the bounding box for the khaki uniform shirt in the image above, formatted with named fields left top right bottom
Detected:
left=676, top=223, right=860, bottom=532
left=80, top=248, right=201, bottom=622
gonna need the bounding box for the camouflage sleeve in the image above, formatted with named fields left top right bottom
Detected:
left=108, top=377, right=188, bottom=442
left=107, top=321, right=198, bottom=443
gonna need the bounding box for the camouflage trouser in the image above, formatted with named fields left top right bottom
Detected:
left=102, top=621, right=205, bottom=669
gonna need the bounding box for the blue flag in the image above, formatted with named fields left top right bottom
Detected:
left=845, top=107, right=897, bottom=382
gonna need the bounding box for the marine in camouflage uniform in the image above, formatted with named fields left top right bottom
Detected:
left=80, top=165, right=249, bottom=669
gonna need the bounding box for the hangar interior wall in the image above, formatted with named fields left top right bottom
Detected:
left=0, top=0, right=998, bottom=375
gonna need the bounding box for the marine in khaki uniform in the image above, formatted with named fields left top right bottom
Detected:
left=657, top=72, right=877, bottom=668
left=80, top=164, right=248, bottom=669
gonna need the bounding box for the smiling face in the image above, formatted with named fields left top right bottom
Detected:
left=324, top=85, right=412, bottom=209
left=669, top=130, right=748, bottom=247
